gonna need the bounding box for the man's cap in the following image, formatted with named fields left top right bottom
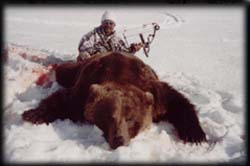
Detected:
left=101, top=11, right=116, bottom=24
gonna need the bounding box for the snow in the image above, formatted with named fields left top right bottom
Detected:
left=3, top=6, right=246, bottom=164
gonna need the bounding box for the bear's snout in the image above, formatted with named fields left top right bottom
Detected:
left=110, top=136, right=125, bottom=149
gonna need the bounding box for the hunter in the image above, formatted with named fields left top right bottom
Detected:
left=77, top=11, right=143, bottom=61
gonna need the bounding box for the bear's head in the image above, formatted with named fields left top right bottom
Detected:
left=84, top=82, right=153, bottom=149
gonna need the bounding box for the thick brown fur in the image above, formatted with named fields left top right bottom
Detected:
left=22, top=52, right=206, bottom=149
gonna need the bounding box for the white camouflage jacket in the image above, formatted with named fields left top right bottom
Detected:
left=78, top=26, right=132, bottom=56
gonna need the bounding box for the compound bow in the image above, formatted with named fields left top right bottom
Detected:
left=122, top=22, right=160, bottom=57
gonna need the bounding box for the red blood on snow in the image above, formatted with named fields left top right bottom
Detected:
left=35, top=73, right=50, bottom=86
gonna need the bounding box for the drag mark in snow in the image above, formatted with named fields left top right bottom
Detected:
left=164, top=12, right=179, bottom=22
left=159, top=12, right=185, bottom=29
left=217, top=91, right=243, bottom=114
left=205, top=127, right=229, bottom=153
left=117, top=11, right=185, bottom=34
left=6, top=43, right=68, bottom=67
left=5, top=43, right=72, bottom=88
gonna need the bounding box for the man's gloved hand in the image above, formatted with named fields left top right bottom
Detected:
left=77, top=51, right=91, bottom=62
left=130, top=43, right=143, bottom=53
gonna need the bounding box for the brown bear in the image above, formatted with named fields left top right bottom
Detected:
left=22, top=51, right=207, bottom=149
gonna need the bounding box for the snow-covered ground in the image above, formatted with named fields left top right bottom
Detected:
left=3, top=6, right=246, bottom=164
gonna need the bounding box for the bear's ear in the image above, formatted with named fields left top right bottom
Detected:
left=145, top=91, right=154, bottom=106
left=90, top=84, right=101, bottom=94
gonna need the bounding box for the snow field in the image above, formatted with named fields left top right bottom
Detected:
left=3, top=6, right=245, bottom=163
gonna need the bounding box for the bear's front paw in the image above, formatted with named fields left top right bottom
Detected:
left=22, top=108, right=51, bottom=125
left=177, top=124, right=207, bottom=144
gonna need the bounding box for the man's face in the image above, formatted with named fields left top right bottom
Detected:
left=101, top=20, right=115, bottom=35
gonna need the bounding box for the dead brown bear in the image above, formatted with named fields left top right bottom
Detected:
left=22, top=51, right=207, bottom=149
